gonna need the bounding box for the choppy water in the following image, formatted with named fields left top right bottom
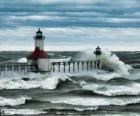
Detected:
left=0, top=50, right=140, bottom=116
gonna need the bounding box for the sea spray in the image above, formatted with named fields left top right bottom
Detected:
left=100, top=50, right=132, bottom=76
left=75, top=49, right=132, bottom=76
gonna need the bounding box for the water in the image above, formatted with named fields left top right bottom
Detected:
left=0, top=50, right=140, bottom=116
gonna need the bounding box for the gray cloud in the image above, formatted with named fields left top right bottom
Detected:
left=0, top=0, right=140, bottom=28
left=0, top=0, right=140, bottom=51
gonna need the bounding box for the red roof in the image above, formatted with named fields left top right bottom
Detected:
left=27, top=47, right=47, bottom=59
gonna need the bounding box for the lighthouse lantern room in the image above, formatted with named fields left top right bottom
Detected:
left=27, top=29, right=51, bottom=72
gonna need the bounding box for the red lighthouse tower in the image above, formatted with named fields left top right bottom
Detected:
left=27, top=29, right=50, bottom=71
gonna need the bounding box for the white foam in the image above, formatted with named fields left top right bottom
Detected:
left=71, top=70, right=122, bottom=81
left=50, top=57, right=72, bottom=62
left=93, top=113, right=140, bottom=116
left=76, top=49, right=132, bottom=76
left=1, top=109, right=45, bottom=115
left=17, top=57, right=27, bottom=63
left=50, top=96, right=140, bottom=106
left=0, top=73, right=71, bottom=90
left=74, top=107, right=98, bottom=111
left=41, top=74, right=69, bottom=89
left=82, top=82, right=140, bottom=96
left=100, top=50, right=132, bottom=76
left=0, top=96, right=31, bottom=106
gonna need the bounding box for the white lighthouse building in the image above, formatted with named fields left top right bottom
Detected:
left=35, top=28, right=45, bottom=50
left=27, top=29, right=51, bottom=72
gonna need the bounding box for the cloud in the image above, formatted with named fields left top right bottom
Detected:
left=0, top=0, right=140, bottom=51
left=0, top=0, right=140, bottom=28
left=0, top=27, right=140, bottom=51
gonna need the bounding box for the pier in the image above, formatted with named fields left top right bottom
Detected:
left=0, top=29, right=102, bottom=76
left=0, top=60, right=100, bottom=76
left=0, top=63, right=36, bottom=76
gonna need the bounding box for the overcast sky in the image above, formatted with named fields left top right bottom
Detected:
left=0, top=0, right=140, bottom=51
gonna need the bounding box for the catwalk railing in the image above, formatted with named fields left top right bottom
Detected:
left=51, top=60, right=99, bottom=73
left=0, top=63, right=36, bottom=76
left=0, top=60, right=100, bottom=76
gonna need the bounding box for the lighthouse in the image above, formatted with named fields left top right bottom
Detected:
left=35, top=28, right=45, bottom=50
left=94, top=46, right=102, bottom=69
left=27, top=29, right=51, bottom=72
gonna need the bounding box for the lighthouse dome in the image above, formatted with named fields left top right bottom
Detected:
left=94, top=46, right=102, bottom=56
left=36, top=28, right=42, bottom=34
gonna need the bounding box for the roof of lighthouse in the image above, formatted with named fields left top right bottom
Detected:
left=27, top=47, right=47, bottom=59
left=36, top=28, right=42, bottom=34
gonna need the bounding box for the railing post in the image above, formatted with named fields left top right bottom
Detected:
left=63, top=62, right=66, bottom=72
left=52, top=62, right=55, bottom=72
left=73, top=62, right=75, bottom=72
left=87, top=61, right=89, bottom=71
left=90, top=61, right=92, bottom=70
left=68, top=62, right=71, bottom=72
left=82, top=61, right=84, bottom=71
left=77, top=61, right=79, bottom=72
left=58, top=62, right=60, bottom=72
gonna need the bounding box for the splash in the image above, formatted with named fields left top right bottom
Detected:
left=76, top=49, right=132, bottom=76
left=100, top=50, right=132, bottom=76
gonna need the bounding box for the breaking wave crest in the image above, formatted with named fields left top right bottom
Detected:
left=82, top=80, right=140, bottom=96
left=49, top=96, right=140, bottom=106
left=0, top=73, right=72, bottom=90
left=0, top=96, right=31, bottom=106
left=75, top=49, right=132, bottom=76
left=1, top=109, right=45, bottom=115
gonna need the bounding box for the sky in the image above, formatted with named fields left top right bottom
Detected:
left=0, top=0, right=140, bottom=51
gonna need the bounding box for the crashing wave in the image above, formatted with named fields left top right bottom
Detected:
left=0, top=96, right=31, bottom=106
left=82, top=82, right=140, bottom=96
left=0, top=73, right=72, bottom=90
left=75, top=49, right=132, bottom=76
left=49, top=96, right=140, bottom=106
left=0, top=109, right=45, bottom=115
left=70, top=71, right=122, bottom=81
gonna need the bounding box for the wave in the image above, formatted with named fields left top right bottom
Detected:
left=43, top=107, right=98, bottom=113
left=70, top=71, right=122, bottom=82
left=94, top=113, right=140, bottom=116
left=105, top=77, right=133, bottom=84
left=0, top=109, right=45, bottom=115
left=49, top=96, right=140, bottom=107
left=75, top=49, right=132, bottom=76
left=82, top=81, right=140, bottom=96
left=0, top=96, right=31, bottom=106
left=0, top=73, right=73, bottom=90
